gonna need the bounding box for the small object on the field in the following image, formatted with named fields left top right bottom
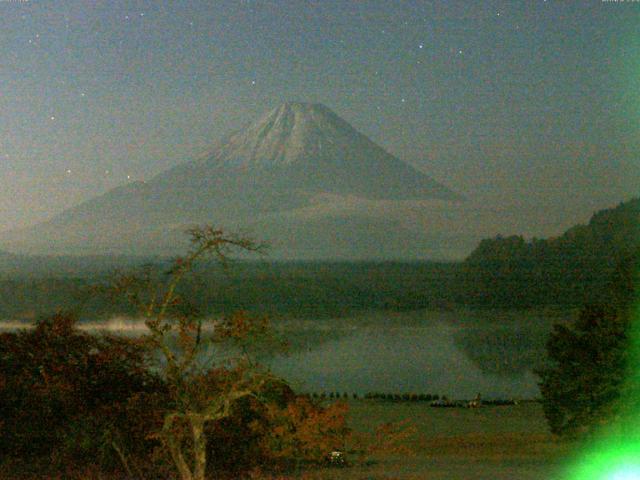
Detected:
left=328, top=450, right=347, bottom=466
left=466, top=393, right=482, bottom=408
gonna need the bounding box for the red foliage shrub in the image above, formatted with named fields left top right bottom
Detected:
left=0, top=312, right=165, bottom=474
left=253, top=397, right=350, bottom=467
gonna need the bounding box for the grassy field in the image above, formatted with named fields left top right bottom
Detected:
left=303, top=400, right=573, bottom=480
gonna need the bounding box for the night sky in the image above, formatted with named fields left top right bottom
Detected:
left=1, top=0, right=638, bottom=236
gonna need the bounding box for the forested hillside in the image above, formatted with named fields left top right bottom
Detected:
left=458, top=197, right=639, bottom=308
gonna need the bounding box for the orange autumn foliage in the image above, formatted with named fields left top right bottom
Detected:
left=253, top=397, right=350, bottom=464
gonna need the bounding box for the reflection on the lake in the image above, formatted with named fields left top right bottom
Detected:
left=269, top=309, right=572, bottom=399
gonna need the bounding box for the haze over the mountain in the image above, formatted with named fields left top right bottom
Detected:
left=2, top=102, right=463, bottom=258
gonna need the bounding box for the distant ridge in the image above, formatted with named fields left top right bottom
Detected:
left=459, top=197, right=640, bottom=308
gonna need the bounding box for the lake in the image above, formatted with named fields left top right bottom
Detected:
left=0, top=307, right=574, bottom=400
left=267, top=309, right=572, bottom=399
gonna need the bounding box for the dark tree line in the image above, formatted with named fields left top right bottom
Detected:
left=0, top=261, right=458, bottom=322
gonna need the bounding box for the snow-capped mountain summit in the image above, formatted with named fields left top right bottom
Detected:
left=161, top=101, right=458, bottom=201
left=213, top=102, right=350, bottom=168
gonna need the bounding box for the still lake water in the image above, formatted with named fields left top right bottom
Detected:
left=1, top=308, right=572, bottom=400
left=267, top=309, right=571, bottom=399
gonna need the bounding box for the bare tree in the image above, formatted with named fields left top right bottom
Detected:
left=112, top=226, right=279, bottom=480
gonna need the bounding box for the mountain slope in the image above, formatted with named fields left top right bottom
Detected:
left=458, top=197, right=640, bottom=307
left=165, top=102, right=458, bottom=200
left=2, top=102, right=461, bottom=257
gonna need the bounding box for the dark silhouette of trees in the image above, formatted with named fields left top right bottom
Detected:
left=0, top=311, right=163, bottom=475
left=536, top=234, right=638, bottom=438
left=537, top=304, right=632, bottom=437
left=458, top=197, right=639, bottom=308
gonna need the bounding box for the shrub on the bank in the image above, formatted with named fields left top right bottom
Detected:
left=0, top=312, right=164, bottom=473
left=537, top=304, right=632, bottom=437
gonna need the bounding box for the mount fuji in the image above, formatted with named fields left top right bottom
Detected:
left=2, top=102, right=466, bottom=259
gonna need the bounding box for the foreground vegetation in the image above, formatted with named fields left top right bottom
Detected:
left=0, top=360, right=624, bottom=480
